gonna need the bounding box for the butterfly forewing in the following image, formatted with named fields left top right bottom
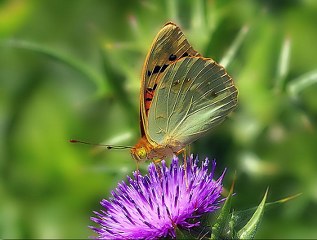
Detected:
left=147, top=57, right=238, bottom=146
left=140, top=22, right=200, bottom=139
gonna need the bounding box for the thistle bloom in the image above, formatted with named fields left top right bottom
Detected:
left=90, top=155, right=225, bottom=239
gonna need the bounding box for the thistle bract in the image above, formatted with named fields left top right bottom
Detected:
left=90, top=155, right=225, bottom=239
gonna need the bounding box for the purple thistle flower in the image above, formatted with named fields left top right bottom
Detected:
left=90, top=155, right=225, bottom=239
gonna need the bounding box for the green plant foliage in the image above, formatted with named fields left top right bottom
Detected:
left=236, top=189, right=268, bottom=239
left=210, top=182, right=235, bottom=239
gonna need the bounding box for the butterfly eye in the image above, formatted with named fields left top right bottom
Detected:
left=137, top=147, right=147, bottom=160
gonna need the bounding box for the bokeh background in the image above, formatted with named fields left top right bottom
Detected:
left=1, top=0, right=317, bottom=238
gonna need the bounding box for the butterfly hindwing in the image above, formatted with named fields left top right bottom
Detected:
left=140, top=22, right=200, bottom=138
left=147, top=57, right=238, bottom=146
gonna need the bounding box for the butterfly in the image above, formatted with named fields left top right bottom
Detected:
left=130, top=22, right=238, bottom=162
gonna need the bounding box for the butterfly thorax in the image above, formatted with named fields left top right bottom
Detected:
left=130, top=136, right=183, bottom=162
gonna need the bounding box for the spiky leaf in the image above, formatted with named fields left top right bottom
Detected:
left=236, top=189, right=268, bottom=239
left=210, top=182, right=234, bottom=239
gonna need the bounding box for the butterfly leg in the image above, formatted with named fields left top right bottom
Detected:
left=135, top=160, right=140, bottom=182
left=185, top=144, right=192, bottom=166
left=175, top=148, right=189, bottom=188
left=153, top=158, right=162, bottom=178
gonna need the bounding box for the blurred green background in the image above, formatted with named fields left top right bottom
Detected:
left=1, top=0, right=317, bottom=238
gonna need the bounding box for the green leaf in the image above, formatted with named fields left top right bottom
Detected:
left=274, top=37, right=291, bottom=93
left=1, top=39, right=108, bottom=96
left=210, top=181, right=234, bottom=239
left=236, top=188, right=268, bottom=239
left=220, top=25, right=249, bottom=68
left=100, top=48, right=138, bottom=129
left=175, top=226, right=193, bottom=239
left=287, top=69, right=317, bottom=99
left=263, top=193, right=301, bottom=210
left=228, top=193, right=300, bottom=237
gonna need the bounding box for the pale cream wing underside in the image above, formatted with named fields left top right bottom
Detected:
left=147, top=57, right=238, bottom=146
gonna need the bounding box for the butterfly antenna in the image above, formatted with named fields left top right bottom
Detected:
left=69, top=139, right=132, bottom=149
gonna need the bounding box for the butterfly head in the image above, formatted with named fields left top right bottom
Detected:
left=130, top=136, right=153, bottom=162
left=130, top=146, right=148, bottom=161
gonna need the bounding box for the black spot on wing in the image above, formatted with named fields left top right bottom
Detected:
left=211, top=91, right=218, bottom=97
left=149, top=64, right=170, bottom=75
left=161, top=64, right=169, bottom=72
left=152, top=65, right=161, bottom=74
left=169, top=54, right=177, bottom=61
left=181, top=52, right=189, bottom=58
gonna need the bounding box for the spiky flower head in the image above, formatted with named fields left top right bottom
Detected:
left=90, top=155, right=225, bottom=239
